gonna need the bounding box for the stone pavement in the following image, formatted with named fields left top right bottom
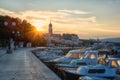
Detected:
left=0, top=48, right=61, bottom=80
left=0, top=48, right=6, bottom=57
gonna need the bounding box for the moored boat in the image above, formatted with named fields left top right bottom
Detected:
left=62, top=58, right=120, bottom=80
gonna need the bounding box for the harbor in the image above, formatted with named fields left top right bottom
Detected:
left=0, top=45, right=120, bottom=80
left=33, top=46, right=120, bottom=80
left=0, top=0, right=120, bottom=80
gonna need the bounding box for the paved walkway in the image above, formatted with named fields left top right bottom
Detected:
left=0, top=48, right=6, bottom=57
left=0, top=48, right=61, bottom=80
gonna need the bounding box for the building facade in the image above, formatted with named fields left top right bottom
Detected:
left=45, top=21, right=81, bottom=47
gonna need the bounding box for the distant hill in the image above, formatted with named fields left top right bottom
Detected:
left=102, top=38, right=120, bottom=42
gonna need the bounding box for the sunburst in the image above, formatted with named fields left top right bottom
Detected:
left=33, top=21, right=43, bottom=32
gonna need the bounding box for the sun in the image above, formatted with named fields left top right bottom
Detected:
left=33, top=21, right=43, bottom=31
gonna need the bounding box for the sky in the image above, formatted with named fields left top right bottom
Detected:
left=0, top=0, right=120, bottom=39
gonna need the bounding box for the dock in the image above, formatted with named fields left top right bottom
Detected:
left=0, top=48, right=61, bottom=80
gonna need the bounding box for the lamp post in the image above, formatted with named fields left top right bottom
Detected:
left=4, top=21, right=16, bottom=53
left=13, top=31, right=20, bottom=49
left=16, top=31, right=20, bottom=48
left=4, top=21, right=11, bottom=53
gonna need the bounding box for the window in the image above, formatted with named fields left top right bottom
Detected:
left=90, top=54, right=96, bottom=59
left=79, top=53, right=83, bottom=59
left=111, top=60, right=118, bottom=68
left=104, top=59, right=109, bottom=66
left=65, top=52, right=81, bottom=59
left=65, top=52, right=72, bottom=57
left=117, top=60, right=120, bottom=66
left=70, top=53, right=80, bottom=59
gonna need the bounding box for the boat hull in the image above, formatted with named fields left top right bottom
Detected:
left=61, top=70, right=82, bottom=80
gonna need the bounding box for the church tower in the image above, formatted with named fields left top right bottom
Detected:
left=48, top=20, right=53, bottom=36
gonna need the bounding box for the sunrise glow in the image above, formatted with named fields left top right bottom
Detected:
left=0, top=0, right=120, bottom=39
left=32, top=21, right=44, bottom=32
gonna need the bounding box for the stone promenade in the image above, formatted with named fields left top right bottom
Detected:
left=0, top=48, right=61, bottom=80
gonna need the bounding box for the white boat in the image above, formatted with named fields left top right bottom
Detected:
left=36, top=48, right=63, bottom=61
left=36, top=51, right=48, bottom=57
left=39, top=54, right=62, bottom=61
left=62, top=58, right=120, bottom=80
left=48, top=49, right=86, bottom=64
left=56, top=50, right=99, bottom=68
left=56, top=49, right=111, bottom=69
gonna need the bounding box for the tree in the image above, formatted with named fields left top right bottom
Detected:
left=0, top=15, right=47, bottom=47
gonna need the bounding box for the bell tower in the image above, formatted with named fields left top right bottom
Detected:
left=49, top=20, right=53, bottom=36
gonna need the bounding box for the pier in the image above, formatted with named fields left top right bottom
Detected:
left=0, top=48, right=61, bottom=80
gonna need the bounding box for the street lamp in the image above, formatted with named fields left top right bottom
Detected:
left=4, top=21, right=11, bottom=53
left=4, top=21, right=16, bottom=53
left=13, top=31, right=20, bottom=49
left=12, top=22, right=16, bottom=26
left=4, top=21, right=8, bottom=26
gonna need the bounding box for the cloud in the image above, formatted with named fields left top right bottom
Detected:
left=51, top=16, right=96, bottom=25
left=0, top=8, right=96, bottom=25
left=25, top=16, right=46, bottom=20
left=0, top=8, right=100, bottom=37
left=0, top=8, right=119, bottom=39
left=0, top=8, right=14, bottom=14
left=93, top=27, right=120, bottom=33
left=58, top=9, right=90, bottom=14
left=0, top=8, right=24, bottom=19
left=0, top=8, right=98, bottom=35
